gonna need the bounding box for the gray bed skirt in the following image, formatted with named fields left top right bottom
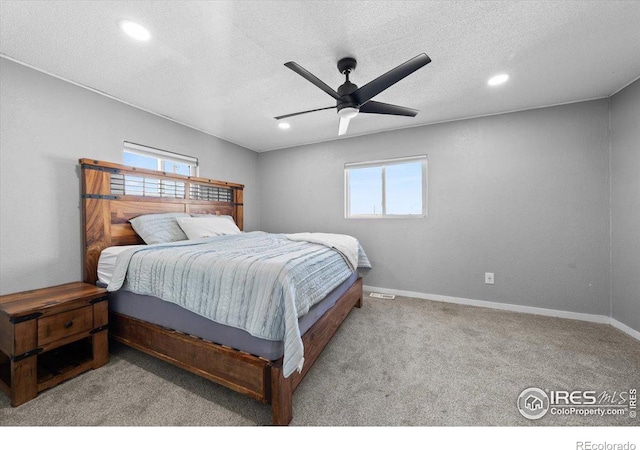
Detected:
left=102, top=272, right=358, bottom=361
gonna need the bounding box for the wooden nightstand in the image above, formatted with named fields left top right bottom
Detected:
left=0, top=282, right=108, bottom=406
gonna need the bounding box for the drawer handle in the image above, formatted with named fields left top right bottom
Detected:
left=64, top=320, right=73, bottom=328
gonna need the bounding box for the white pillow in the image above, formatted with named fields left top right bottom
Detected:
left=176, top=216, right=241, bottom=239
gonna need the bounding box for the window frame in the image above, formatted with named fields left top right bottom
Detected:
left=344, top=155, right=427, bottom=219
left=123, top=141, right=199, bottom=177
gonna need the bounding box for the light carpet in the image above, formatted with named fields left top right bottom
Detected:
left=1, top=293, right=638, bottom=426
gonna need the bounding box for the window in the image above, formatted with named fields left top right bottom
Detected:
left=123, top=142, right=198, bottom=176
left=345, top=155, right=427, bottom=218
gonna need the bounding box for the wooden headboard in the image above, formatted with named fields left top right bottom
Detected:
left=80, top=158, right=244, bottom=285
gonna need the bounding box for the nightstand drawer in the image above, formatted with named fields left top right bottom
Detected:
left=38, top=306, right=93, bottom=346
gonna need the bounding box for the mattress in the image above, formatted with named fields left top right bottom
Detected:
left=106, top=272, right=358, bottom=361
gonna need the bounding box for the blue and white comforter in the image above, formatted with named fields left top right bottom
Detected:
left=107, top=231, right=371, bottom=377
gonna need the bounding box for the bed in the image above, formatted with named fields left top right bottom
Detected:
left=80, top=158, right=367, bottom=425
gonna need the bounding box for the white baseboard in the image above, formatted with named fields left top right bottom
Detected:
left=610, top=318, right=640, bottom=341
left=364, top=285, right=639, bottom=342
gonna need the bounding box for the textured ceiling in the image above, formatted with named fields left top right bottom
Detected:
left=1, top=1, right=639, bottom=152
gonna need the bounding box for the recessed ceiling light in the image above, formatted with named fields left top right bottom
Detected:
left=119, top=20, right=151, bottom=41
left=488, top=73, right=509, bottom=86
left=278, top=122, right=291, bottom=130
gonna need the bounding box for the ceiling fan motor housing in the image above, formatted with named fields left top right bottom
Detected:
left=337, top=58, right=360, bottom=111
left=337, top=81, right=359, bottom=111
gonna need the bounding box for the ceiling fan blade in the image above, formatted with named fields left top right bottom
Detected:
left=285, top=62, right=343, bottom=101
left=351, top=53, right=431, bottom=106
left=359, top=101, right=418, bottom=117
left=338, top=116, right=351, bottom=136
left=274, top=106, right=336, bottom=120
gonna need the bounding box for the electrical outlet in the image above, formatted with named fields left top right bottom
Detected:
left=485, top=272, right=495, bottom=285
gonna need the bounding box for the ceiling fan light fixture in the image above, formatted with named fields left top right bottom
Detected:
left=488, top=73, right=509, bottom=86
left=119, top=20, right=151, bottom=41
left=337, top=107, right=359, bottom=120
left=278, top=122, right=291, bottom=130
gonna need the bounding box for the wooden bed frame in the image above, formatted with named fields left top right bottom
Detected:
left=80, top=158, right=363, bottom=425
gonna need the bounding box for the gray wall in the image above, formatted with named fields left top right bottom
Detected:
left=259, top=100, right=611, bottom=316
left=2, top=56, right=632, bottom=329
left=0, top=58, right=259, bottom=295
left=610, top=79, right=640, bottom=332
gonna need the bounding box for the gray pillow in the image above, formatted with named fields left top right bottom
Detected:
left=129, top=212, right=190, bottom=244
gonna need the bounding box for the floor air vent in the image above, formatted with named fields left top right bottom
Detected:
left=369, top=292, right=396, bottom=299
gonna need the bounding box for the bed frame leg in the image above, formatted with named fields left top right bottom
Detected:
left=271, top=364, right=293, bottom=426
left=355, top=295, right=363, bottom=308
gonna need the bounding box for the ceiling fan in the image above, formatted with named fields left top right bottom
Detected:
left=275, top=53, right=431, bottom=136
